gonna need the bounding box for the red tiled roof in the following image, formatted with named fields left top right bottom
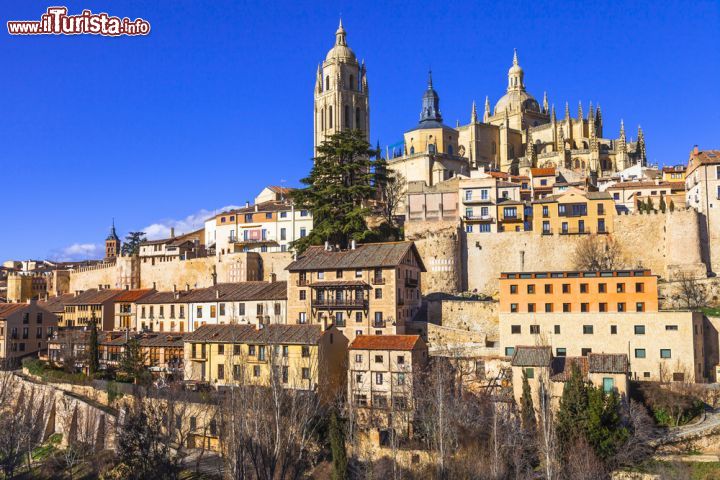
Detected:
left=687, top=150, right=720, bottom=175
left=530, top=167, right=555, bottom=177
left=65, top=289, right=124, bottom=306
left=349, top=335, right=423, bottom=351
left=0, top=303, right=28, bottom=319
left=39, top=293, right=75, bottom=313
left=113, top=289, right=155, bottom=303
left=550, top=357, right=588, bottom=382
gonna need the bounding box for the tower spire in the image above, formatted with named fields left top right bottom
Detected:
left=513, top=48, right=519, bottom=66
left=471, top=100, right=478, bottom=123
left=551, top=104, right=556, bottom=123
left=565, top=101, right=570, bottom=120
left=588, top=101, right=594, bottom=120
left=542, top=91, right=549, bottom=113
left=483, top=96, right=491, bottom=122
left=427, top=69, right=433, bottom=89
left=578, top=101, right=583, bottom=121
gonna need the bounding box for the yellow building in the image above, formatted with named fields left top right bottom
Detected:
left=532, top=188, right=614, bottom=235
left=286, top=242, right=425, bottom=342
left=63, top=289, right=124, bottom=330
left=183, top=323, right=348, bottom=403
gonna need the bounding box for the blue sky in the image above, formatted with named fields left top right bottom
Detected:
left=1, top=0, right=718, bottom=261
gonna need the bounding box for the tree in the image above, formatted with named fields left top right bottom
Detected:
left=329, top=409, right=347, bottom=480
left=572, top=235, right=624, bottom=271
left=520, top=369, right=536, bottom=434
left=669, top=199, right=675, bottom=212
left=585, top=386, right=628, bottom=460
left=291, top=130, right=387, bottom=253
left=555, top=364, right=588, bottom=454
left=121, top=231, right=147, bottom=256
left=377, top=169, right=406, bottom=229
left=675, top=272, right=709, bottom=310
left=645, top=197, right=654, bottom=212
left=659, top=196, right=667, bottom=213
left=637, top=201, right=645, bottom=214
left=88, top=315, right=100, bottom=376
left=118, top=339, right=149, bottom=385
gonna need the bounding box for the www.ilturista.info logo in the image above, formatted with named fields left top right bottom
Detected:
left=7, top=7, right=150, bottom=36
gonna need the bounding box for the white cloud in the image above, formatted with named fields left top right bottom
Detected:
left=141, top=205, right=241, bottom=240
left=49, top=243, right=102, bottom=262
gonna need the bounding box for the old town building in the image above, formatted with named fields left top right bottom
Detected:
left=112, top=288, right=155, bottom=331
left=685, top=147, right=720, bottom=274
left=0, top=302, right=57, bottom=364
left=532, top=189, right=614, bottom=235
left=63, top=289, right=124, bottom=330
left=286, top=242, right=425, bottom=342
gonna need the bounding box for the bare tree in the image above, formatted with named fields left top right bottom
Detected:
left=674, top=273, right=709, bottom=310
left=537, top=377, right=559, bottom=480
left=378, top=170, right=406, bottom=228
left=572, top=235, right=625, bottom=271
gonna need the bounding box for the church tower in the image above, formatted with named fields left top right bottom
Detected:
left=314, top=20, right=369, bottom=156
left=105, top=220, right=120, bottom=260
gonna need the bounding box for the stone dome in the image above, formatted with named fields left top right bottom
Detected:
left=325, top=20, right=356, bottom=62
left=494, top=89, right=541, bottom=115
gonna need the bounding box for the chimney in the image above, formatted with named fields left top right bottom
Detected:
left=245, top=201, right=250, bottom=208
left=351, top=239, right=357, bottom=250
left=693, top=145, right=699, bottom=155
left=254, top=204, right=259, bottom=212
left=269, top=272, right=276, bottom=283
left=170, top=227, right=175, bottom=238
left=215, top=289, right=220, bottom=299
left=185, top=283, right=190, bottom=292
left=172, top=284, right=177, bottom=293
left=152, top=282, right=156, bottom=290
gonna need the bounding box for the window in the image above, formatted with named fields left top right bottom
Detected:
left=554, top=325, right=560, bottom=334
left=530, top=325, right=540, bottom=334
left=598, top=283, right=607, bottom=293
left=302, top=368, right=310, bottom=380
left=599, top=302, right=607, bottom=312
left=504, top=207, right=517, bottom=218
left=301, top=346, right=310, bottom=357
left=636, top=302, right=645, bottom=312
left=510, top=303, right=518, bottom=313
left=465, top=225, right=473, bottom=233
left=355, top=312, right=362, bottom=323
left=280, top=228, right=287, bottom=241
left=300, top=227, right=307, bottom=237
left=527, top=303, right=536, bottom=313
left=581, top=303, right=589, bottom=312
left=218, top=344, right=225, bottom=355
left=505, top=347, right=515, bottom=356
left=397, top=355, right=405, bottom=365
left=583, top=325, right=594, bottom=334
left=616, top=283, right=625, bottom=293
left=581, top=348, right=592, bottom=356
left=465, top=190, right=473, bottom=201
left=562, top=303, right=571, bottom=312
left=375, top=373, right=383, bottom=385
left=253, top=365, right=261, bottom=377
left=544, top=284, right=552, bottom=294
left=374, top=354, right=383, bottom=363
left=525, top=368, right=534, bottom=379
left=375, top=288, right=382, bottom=299
left=196, top=306, right=202, bottom=318
left=602, top=377, right=615, bottom=393
left=635, top=349, right=646, bottom=358
left=580, top=283, right=588, bottom=293
left=334, top=311, right=345, bottom=326
left=545, top=303, right=553, bottom=313
left=562, top=284, right=570, bottom=293
left=210, top=305, right=217, bottom=318
left=249, top=345, right=256, bottom=356
left=510, top=284, right=518, bottom=294
left=598, top=219, right=606, bottom=233
left=542, top=206, right=549, bottom=217
left=396, top=372, right=406, bottom=385
left=635, top=282, right=644, bottom=293
left=665, top=325, right=678, bottom=331
left=617, top=302, right=626, bottom=312
left=527, top=284, right=535, bottom=294
left=610, top=325, right=617, bottom=335
left=542, top=221, right=550, bottom=234
left=511, top=325, right=521, bottom=334
left=660, top=349, right=672, bottom=359
left=556, top=348, right=566, bottom=357
left=217, top=364, right=225, bottom=380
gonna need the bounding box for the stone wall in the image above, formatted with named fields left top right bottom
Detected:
left=407, top=209, right=709, bottom=296
left=405, top=220, right=462, bottom=294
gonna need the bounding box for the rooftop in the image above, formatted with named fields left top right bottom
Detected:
left=349, top=335, right=424, bottom=351
left=185, top=323, right=324, bottom=345
left=39, top=293, right=75, bottom=313
left=136, top=281, right=287, bottom=304
left=511, top=346, right=552, bottom=366
left=113, top=289, right=155, bottom=303
left=501, top=269, right=653, bottom=279
left=0, top=303, right=29, bottom=319
left=65, top=289, right=124, bottom=306
left=287, top=242, right=426, bottom=272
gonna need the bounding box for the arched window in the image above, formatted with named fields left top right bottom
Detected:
left=344, top=105, right=350, bottom=128
left=321, top=108, right=325, bottom=131
left=328, top=106, right=333, bottom=128
left=325, top=76, right=330, bottom=91
left=574, top=159, right=580, bottom=169
left=349, top=75, right=354, bottom=90
left=355, top=107, right=361, bottom=129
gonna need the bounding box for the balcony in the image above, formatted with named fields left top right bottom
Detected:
left=297, top=278, right=310, bottom=287
left=463, top=197, right=493, bottom=205
left=464, top=215, right=495, bottom=223
left=559, top=228, right=590, bottom=235
left=312, top=298, right=368, bottom=310
left=372, top=277, right=385, bottom=285
left=373, top=320, right=387, bottom=328
left=501, top=216, right=523, bottom=223
left=405, top=277, right=418, bottom=288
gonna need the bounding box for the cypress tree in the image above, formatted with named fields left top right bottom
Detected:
left=555, top=364, right=588, bottom=453
left=329, top=409, right=347, bottom=480
left=645, top=197, right=654, bottom=212
left=669, top=199, right=675, bottom=212
left=88, top=315, right=100, bottom=376
left=520, top=369, right=537, bottom=433
left=659, top=196, right=667, bottom=213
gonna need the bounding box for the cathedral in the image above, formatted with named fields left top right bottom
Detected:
left=313, top=24, right=646, bottom=184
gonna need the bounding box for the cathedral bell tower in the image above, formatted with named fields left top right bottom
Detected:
left=314, top=20, right=369, bottom=156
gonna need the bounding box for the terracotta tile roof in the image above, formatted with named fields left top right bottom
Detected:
left=39, top=293, right=75, bottom=313
left=511, top=346, right=552, bottom=366
left=550, top=357, right=588, bottom=382
left=588, top=353, right=628, bottom=374
left=349, top=335, right=423, bottom=351
left=607, top=181, right=671, bottom=189
left=531, top=167, right=556, bottom=176
left=287, top=242, right=425, bottom=272
left=65, top=289, right=124, bottom=306
left=136, top=282, right=287, bottom=304
left=113, top=289, right=155, bottom=303
left=662, top=165, right=686, bottom=173
left=667, top=182, right=686, bottom=191
left=185, top=324, right=323, bottom=345
left=137, top=333, right=189, bottom=348
left=0, top=303, right=29, bottom=319
left=687, top=150, right=720, bottom=175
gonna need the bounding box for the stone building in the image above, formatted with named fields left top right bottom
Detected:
left=286, top=242, right=425, bottom=342
left=685, top=147, right=720, bottom=275
left=314, top=20, right=369, bottom=155
left=0, top=301, right=57, bottom=364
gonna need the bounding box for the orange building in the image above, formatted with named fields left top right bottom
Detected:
left=498, top=269, right=658, bottom=314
